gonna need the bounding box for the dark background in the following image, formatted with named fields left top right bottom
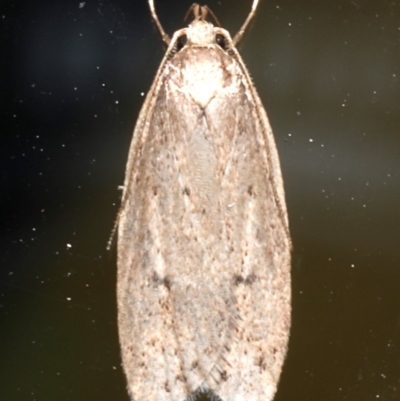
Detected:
left=1, top=0, right=399, bottom=400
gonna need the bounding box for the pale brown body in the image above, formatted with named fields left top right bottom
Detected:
left=117, top=5, right=291, bottom=401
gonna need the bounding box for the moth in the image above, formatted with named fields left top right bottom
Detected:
left=116, top=1, right=291, bottom=400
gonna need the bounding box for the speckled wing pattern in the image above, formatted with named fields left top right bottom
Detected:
left=117, top=20, right=291, bottom=401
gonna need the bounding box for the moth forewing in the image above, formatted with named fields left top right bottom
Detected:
left=117, top=2, right=291, bottom=401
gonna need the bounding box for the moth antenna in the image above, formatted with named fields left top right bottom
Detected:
left=233, top=0, right=260, bottom=45
left=148, top=0, right=171, bottom=45
left=107, top=218, right=118, bottom=251
left=107, top=185, right=125, bottom=251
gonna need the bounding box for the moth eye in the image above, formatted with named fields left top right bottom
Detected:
left=176, top=34, right=187, bottom=51
left=215, top=34, right=228, bottom=50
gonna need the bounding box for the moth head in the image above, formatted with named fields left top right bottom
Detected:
left=171, top=25, right=232, bottom=54
left=168, top=3, right=233, bottom=54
